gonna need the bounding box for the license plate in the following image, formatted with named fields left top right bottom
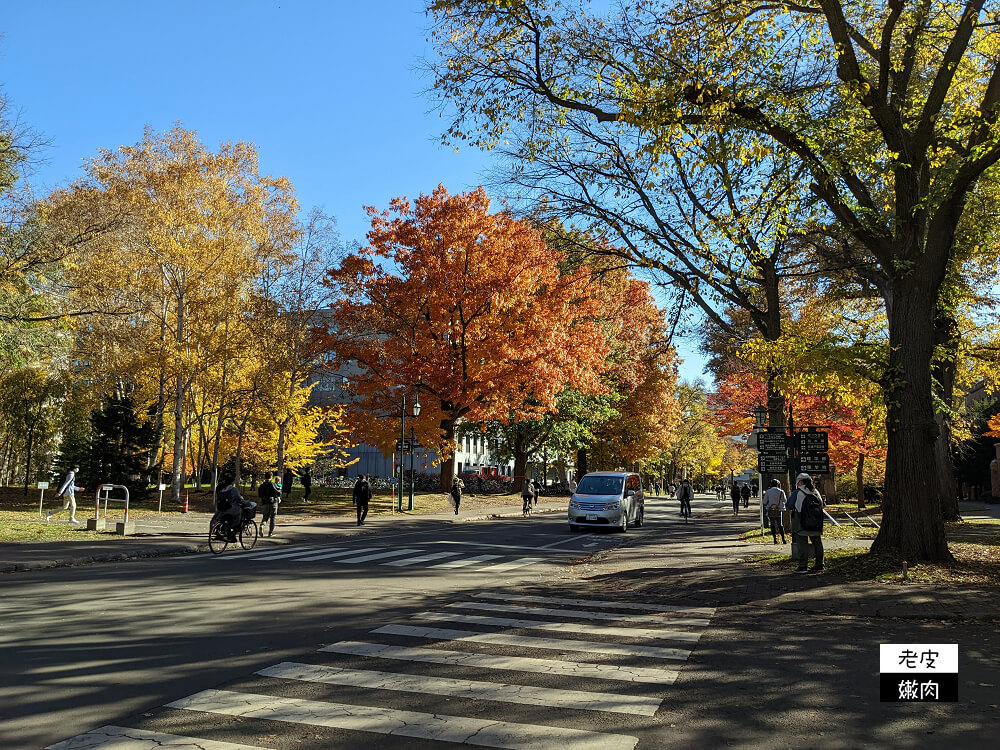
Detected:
left=586, top=513, right=598, bottom=521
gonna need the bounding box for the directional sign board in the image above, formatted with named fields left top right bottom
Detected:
left=795, top=431, right=829, bottom=453
left=395, top=439, right=413, bottom=452
left=756, top=431, right=788, bottom=454
left=797, top=453, right=830, bottom=474
left=758, top=453, right=789, bottom=474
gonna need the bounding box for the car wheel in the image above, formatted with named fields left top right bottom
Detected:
left=619, top=512, right=628, bottom=533
left=635, top=507, right=644, bottom=527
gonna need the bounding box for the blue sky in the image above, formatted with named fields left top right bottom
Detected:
left=3, top=0, right=707, bottom=381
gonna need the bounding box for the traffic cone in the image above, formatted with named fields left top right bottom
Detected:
left=182, top=491, right=189, bottom=513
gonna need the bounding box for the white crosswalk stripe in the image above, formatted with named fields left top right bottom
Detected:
left=225, top=545, right=328, bottom=561
left=448, top=600, right=711, bottom=627
left=50, top=593, right=716, bottom=749
left=329, top=548, right=423, bottom=564
left=477, top=557, right=545, bottom=573
left=373, top=623, right=693, bottom=660
left=166, top=689, right=639, bottom=750
left=46, top=725, right=267, bottom=749
left=320, top=640, right=680, bottom=685
left=292, top=546, right=380, bottom=562
left=473, top=591, right=716, bottom=616
left=430, top=553, right=503, bottom=568
left=382, top=550, right=462, bottom=566
left=412, top=611, right=704, bottom=643
left=258, top=660, right=661, bottom=716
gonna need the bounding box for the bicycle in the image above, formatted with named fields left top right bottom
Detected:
left=209, top=502, right=259, bottom=554
left=522, top=495, right=533, bottom=516
left=680, top=498, right=692, bottom=524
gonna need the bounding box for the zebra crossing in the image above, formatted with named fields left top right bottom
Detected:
left=49, top=591, right=717, bottom=749
left=219, top=542, right=557, bottom=574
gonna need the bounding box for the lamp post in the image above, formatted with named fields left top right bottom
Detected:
left=398, top=392, right=421, bottom=512
left=408, top=397, right=420, bottom=511
left=752, top=405, right=767, bottom=532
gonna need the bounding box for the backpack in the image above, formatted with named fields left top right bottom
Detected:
left=800, top=491, right=824, bottom=532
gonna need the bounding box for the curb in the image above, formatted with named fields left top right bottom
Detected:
left=460, top=507, right=564, bottom=523
left=0, top=542, right=209, bottom=574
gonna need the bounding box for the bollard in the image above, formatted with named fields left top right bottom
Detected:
left=182, top=491, right=189, bottom=513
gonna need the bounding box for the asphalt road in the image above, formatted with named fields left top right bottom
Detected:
left=4, top=496, right=998, bottom=749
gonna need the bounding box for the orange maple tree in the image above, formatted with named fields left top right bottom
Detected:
left=322, top=185, right=610, bottom=487
left=711, top=371, right=886, bottom=505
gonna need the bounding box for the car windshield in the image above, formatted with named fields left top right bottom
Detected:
left=575, top=476, right=625, bottom=496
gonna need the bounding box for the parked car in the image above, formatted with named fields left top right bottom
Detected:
left=567, top=471, right=644, bottom=532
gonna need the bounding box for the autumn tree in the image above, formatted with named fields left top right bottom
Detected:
left=323, top=185, right=610, bottom=488
left=56, top=125, right=299, bottom=502
left=429, top=0, right=1000, bottom=562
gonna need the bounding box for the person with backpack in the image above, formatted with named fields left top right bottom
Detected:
left=677, top=478, right=693, bottom=518
left=730, top=483, right=741, bottom=516
left=257, top=471, right=281, bottom=537
left=450, top=477, right=463, bottom=515
left=740, top=482, right=751, bottom=508
left=791, top=472, right=825, bottom=573
left=521, top=477, right=533, bottom=516
left=353, top=474, right=372, bottom=526
left=762, top=479, right=787, bottom=544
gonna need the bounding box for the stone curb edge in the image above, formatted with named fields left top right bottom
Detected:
left=0, top=543, right=208, bottom=574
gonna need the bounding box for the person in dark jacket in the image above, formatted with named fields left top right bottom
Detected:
left=282, top=468, right=294, bottom=499
left=450, top=477, right=463, bottom=515
left=214, top=477, right=248, bottom=541
left=730, top=484, right=741, bottom=517
left=740, top=482, right=752, bottom=508
left=257, top=471, right=281, bottom=536
left=353, top=474, right=372, bottom=526
left=301, top=466, right=312, bottom=503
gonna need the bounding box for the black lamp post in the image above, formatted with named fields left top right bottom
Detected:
left=753, top=405, right=767, bottom=429
left=408, top=396, right=421, bottom=511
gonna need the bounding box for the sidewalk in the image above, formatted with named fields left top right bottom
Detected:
left=578, top=494, right=1000, bottom=621
left=0, top=497, right=568, bottom=574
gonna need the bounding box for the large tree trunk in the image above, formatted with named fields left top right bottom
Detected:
left=438, top=417, right=457, bottom=490
left=170, top=374, right=186, bottom=505
left=576, top=448, right=588, bottom=478
left=871, top=278, right=952, bottom=563
left=932, top=310, right=961, bottom=521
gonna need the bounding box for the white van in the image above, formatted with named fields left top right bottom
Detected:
left=568, top=471, right=645, bottom=532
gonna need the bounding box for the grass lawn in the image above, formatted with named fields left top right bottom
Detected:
left=749, top=517, right=1000, bottom=586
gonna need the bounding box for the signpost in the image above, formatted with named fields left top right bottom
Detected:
left=797, top=453, right=831, bottom=474
left=757, top=431, right=788, bottom=453
left=395, top=439, right=413, bottom=452
left=795, top=431, right=829, bottom=453
left=758, top=454, right=789, bottom=474
left=37, top=481, right=49, bottom=516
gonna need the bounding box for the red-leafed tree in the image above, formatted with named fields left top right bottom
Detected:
left=322, top=186, right=610, bottom=488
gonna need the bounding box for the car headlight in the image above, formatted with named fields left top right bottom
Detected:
left=569, top=499, right=580, bottom=508
left=605, top=501, right=621, bottom=511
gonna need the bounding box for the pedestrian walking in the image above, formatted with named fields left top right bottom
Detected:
left=791, top=473, right=825, bottom=573
left=730, top=483, right=740, bottom=516
left=300, top=466, right=312, bottom=503
left=48, top=465, right=83, bottom=524
left=450, top=477, right=463, bottom=515
left=677, top=478, right=693, bottom=518
left=282, top=467, right=293, bottom=500
left=531, top=478, right=540, bottom=507
left=353, top=474, right=372, bottom=526
left=569, top=477, right=578, bottom=493
left=257, top=471, right=281, bottom=536
left=654, top=480, right=661, bottom=496
left=762, top=479, right=787, bottom=544
left=740, top=482, right=751, bottom=508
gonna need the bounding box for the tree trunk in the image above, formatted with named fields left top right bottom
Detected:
left=871, top=279, right=952, bottom=562
left=512, top=448, right=529, bottom=486
left=23, top=424, right=34, bottom=497
left=856, top=453, right=866, bottom=511
left=276, top=420, right=288, bottom=493
left=438, top=417, right=457, bottom=490
left=170, top=374, right=186, bottom=504
left=932, top=313, right=961, bottom=520
left=576, top=448, right=588, bottom=478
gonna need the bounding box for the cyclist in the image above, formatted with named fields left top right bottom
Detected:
left=212, top=477, right=252, bottom=541
left=677, top=478, right=693, bottom=519
left=521, top=477, right=533, bottom=516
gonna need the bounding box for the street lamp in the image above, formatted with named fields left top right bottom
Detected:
left=408, top=396, right=421, bottom=511
left=752, top=405, right=767, bottom=429
left=399, top=392, right=421, bottom=512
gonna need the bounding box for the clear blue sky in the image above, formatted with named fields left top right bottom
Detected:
left=3, top=0, right=707, bottom=381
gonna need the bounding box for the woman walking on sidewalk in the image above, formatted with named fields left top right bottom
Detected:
left=791, top=473, right=825, bottom=573
left=762, top=479, right=787, bottom=544
left=450, top=477, right=464, bottom=515
left=47, top=465, right=83, bottom=524
left=730, top=483, right=741, bottom=517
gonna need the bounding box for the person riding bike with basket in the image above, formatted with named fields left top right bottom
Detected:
left=211, top=477, right=256, bottom=542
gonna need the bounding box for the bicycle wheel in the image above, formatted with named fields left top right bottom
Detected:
left=240, top=519, right=259, bottom=550
left=209, top=520, right=229, bottom=554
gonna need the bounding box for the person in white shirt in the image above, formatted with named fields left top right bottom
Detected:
left=762, top=479, right=787, bottom=544
left=48, top=465, right=83, bottom=524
